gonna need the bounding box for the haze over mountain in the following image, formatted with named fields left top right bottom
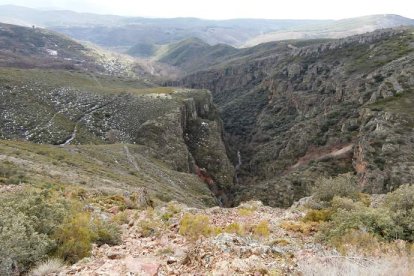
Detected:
left=2, top=0, right=414, bottom=19
left=0, top=5, right=413, bottom=54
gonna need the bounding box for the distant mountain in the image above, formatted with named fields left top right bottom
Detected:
left=244, top=14, right=414, bottom=46
left=0, top=5, right=328, bottom=49
left=1, top=5, right=413, bottom=54
left=0, top=22, right=96, bottom=70
left=156, top=38, right=238, bottom=73
left=0, top=5, right=124, bottom=27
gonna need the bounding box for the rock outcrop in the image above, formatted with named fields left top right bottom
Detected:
left=175, top=28, right=414, bottom=206
left=0, top=67, right=235, bottom=206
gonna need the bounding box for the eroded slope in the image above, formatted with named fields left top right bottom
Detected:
left=176, top=28, right=414, bottom=206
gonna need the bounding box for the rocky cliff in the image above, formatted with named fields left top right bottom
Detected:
left=175, top=28, right=414, bottom=206
left=0, top=68, right=235, bottom=206
left=0, top=22, right=237, bottom=207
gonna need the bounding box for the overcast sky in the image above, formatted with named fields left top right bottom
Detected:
left=0, top=0, right=413, bottom=20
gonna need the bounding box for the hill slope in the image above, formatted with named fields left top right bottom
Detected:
left=244, top=14, right=414, bottom=46
left=176, top=28, right=414, bottom=206
left=0, top=23, right=236, bottom=207
left=156, top=38, right=238, bottom=73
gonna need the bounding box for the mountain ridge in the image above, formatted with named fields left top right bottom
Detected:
left=2, top=5, right=413, bottom=52
left=174, top=27, right=414, bottom=206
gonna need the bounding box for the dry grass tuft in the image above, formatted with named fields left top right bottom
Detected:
left=298, top=255, right=414, bottom=276
left=29, top=258, right=64, bottom=276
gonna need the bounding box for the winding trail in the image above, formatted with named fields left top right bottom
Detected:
left=59, top=96, right=122, bottom=146
left=61, top=124, right=78, bottom=146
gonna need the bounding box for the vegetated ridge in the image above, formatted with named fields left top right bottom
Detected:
left=175, top=27, right=414, bottom=206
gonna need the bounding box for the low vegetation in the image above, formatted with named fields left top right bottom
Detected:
left=0, top=184, right=121, bottom=275
left=179, top=213, right=221, bottom=240
left=29, top=258, right=65, bottom=276
left=288, top=174, right=414, bottom=255
left=178, top=213, right=271, bottom=240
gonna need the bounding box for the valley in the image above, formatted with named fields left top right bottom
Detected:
left=1, top=7, right=414, bottom=275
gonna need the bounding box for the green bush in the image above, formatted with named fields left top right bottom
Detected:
left=320, top=205, right=401, bottom=244
left=0, top=187, right=121, bottom=273
left=137, top=218, right=162, bottom=237
left=0, top=211, right=53, bottom=275
left=252, top=220, right=270, bottom=238
left=54, top=213, right=94, bottom=264
left=179, top=213, right=221, bottom=240
left=54, top=212, right=121, bottom=263
left=303, top=209, right=332, bottom=222
left=330, top=196, right=362, bottom=212
left=384, top=184, right=414, bottom=241
left=93, top=218, right=121, bottom=246
left=224, top=222, right=245, bottom=235
left=313, top=173, right=359, bottom=203
left=0, top=190, right=68, bottom=274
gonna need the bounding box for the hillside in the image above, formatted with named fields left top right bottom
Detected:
left=0, top=23, right=237, bottom=206
left=244, top=14, right=414, bottom=46
left=0, top=22, right=97, bottom=70
left=156, top=38, right=238, bottom=73
left=2, top=14, right=414, bottom=275
left=0, top=67, right=236, bottom=204
left=176, top=27, right=414, bottom=206
left=0, top=22, right=246, bottom=274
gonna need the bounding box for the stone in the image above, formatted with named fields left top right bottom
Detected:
left=167, top=257, right=177, bottom=264
left=107, top=250, right=124, bottom=260
left=124, top=256, right=160, bottom=276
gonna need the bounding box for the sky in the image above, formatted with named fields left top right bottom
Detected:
left=0, top=0, right=413, bottom=20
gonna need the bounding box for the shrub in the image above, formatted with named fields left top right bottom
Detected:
left=224, top=222, right=245, bottom=236
left=179, top=213, right=220, bottom=240
left=0, top=186, right=122, bottom=272
left=281, top=221, right=319, bottom=235
left=0, top=211, right=53, bottom=275
left=54, top=212, right=120, bottom=263
left=166, top=201, right=181, bottom=214
left=111, top=211, right=129, bottom=225
left=237, top=208, right=254, bottom=216
left=320, top=206, right=401, bottom=245
left=358, top=193, right=371, bottom=207
left=330, top=196, right=361, bottom=212
left=160, top=202, right=181, bottom=222
left=0, top=161, right=28, bottom=185
left=332, top=230, right=383, bottom=254
left=54, top=213, right=95, bottom=263
left=0, top=189, right=69, bottom=274
left=137, top=219, right=162, bottom=237
left=156, top=246, right=174, bottom=256
left=384, top=184, right=414, bottom=241
left=93, top=218, right=121, bottom=246
left=269, top=238, right=290, bottom=246
left=313, top=173, right=359, bottom=203
left=93, top=195, right=128, bottom=211
left=252, top=220, right=270, bottom=238
left=303, top=209, right=332, bottom=222
left=29, top=258, right=64, bottom=276
left=161, top=212, right=173, bottom=222
left=298, top=255, right=414, bottom=276
left=0, top=189, right=69, bottom=235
